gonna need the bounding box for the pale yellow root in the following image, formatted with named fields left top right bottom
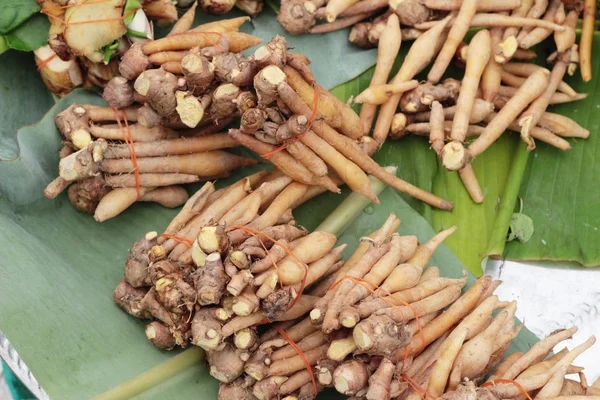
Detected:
left=142, top=32, right=262, bottom=54
left=168, top=2, right=197, bottom=36
left=427, top=327, right=469, bottom=397
left=376, top=284, right=463, bottom=322
left=325, top=0, right=360, bottom=22
left=219, top=190, right=262, bottom=227
left=276, top=231, right=337, bottom=285
left=160, top=181, right=214, bottom=241
left=429, top=101, right=446, bottom=156
left=190, top=16, right=250, bottom=33
left=580, top=0, right=596, bottom=82
left=166, top=175, right=256, bottom=255
left=355, top=80, right=419, bottom=105
left=518, top=0, right=562, bottom=49
left=148, top=51, right=186, bottom=65
left=284, top=67, right=364, bottom=140
left=501, top=327, right=578, bottom=380
left=482, top=26, right=504, bottom=102
left=269, top=343, right=329, bottom=376
left=372, top=15, right=452, bottom=145
left=291, top=245, right=346, bottom=290
left=105, top=173, right=199, bottom=188
left=451, top=29, right=491, bottom=144
left=100, top=151, right=257, bottom=176
left=487, top=352, right=524, bottom=381
left=271, top=330, right=327, bottom=361
left=286, top=141, right=329, bottom=177
left=503, top=62, right=576, bottom=97
left=428, top=0, right=478, bottom=83
left=229, top=129, right=339, bottom=193
left=536, top=365, right=569, bottom=399
left=89, top=124, right=178, bottom=142
left=401, top=275, right=492, bottom=356
left=360, top=14, right=402, bottom=134
left=103, top=134, right=237, bottom=158
left=248, top=182, right=308, bottom=231
left=278, top=83, right=454, bottom=210
left=518, top=54, right=568, bottom=149
left=538, top=112, right=589, bottom=138
left=553, top=10, right=578, bottom=52
left=140, top=185, right=189, bottom=208
left=416, top=13, right=567, bottom=31
left=467, top=69, right=549, bottom=159
left=301, top=131, right=379, bottom=203
left=94, top=187, right=154, bottom=222
left=459, top=165, right=484, bottom=203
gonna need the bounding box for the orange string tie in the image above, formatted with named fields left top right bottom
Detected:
left=260, top=83, right=320, bottom=160
left=122, top=109, right=141, bottom=200
left=160, top=233, right=194, bottom=248
left=328, top=275, right=425, bottom=348
left=482, top=379, right=533, bottom=400
left=36, top=53, right=57, bottom=71
left=401, top=373, right=438, bottom=400
left=230, top=225, right=309, bottom=309
left=113, top=108, right=140, bottom=200
left=273, top=326, right=318, bottom=396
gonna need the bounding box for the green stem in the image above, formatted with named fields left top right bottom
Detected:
left=92, top=347, right=204, bottom=400
left=316, top=168, right=392, bottom=234
left=0, top=37, right=9, bottom=55
left=486, top=142, right=530, bottom=259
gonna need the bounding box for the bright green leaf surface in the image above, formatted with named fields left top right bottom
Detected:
left=504, top=38, right=600, bottom=266
left=0, top=0, right=40, bottom=35
left=3, top=13, right=49, bottom=52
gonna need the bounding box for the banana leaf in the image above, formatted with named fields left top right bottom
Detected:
left=501, top=40, right=600, bottom=266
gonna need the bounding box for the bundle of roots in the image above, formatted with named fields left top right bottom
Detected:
left=34, top=0, right=262, bottom=97
left=346, top=0, right=590, bottom=204
left=212, top=214, right=598, bottom=400
left=113, top=172, right=347, bottom=357
left=46, top=27, right=456, bottom=220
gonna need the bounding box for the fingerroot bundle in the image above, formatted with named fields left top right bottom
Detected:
left=114, top=172, right=348, bottom=359
left=349, top=0, right=590, bottom=204
left=212, top=214, right=597, bottom=400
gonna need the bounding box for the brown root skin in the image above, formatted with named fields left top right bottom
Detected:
left=124, top=232, right=158, bottom=287
left=134, top=69, right=179, bottom=118
left=276, top=115, right=309, bottom=142
left=213, top=53, right=258, bottom=87
left=317, top=359, right=339, bottom=387
left=366, top=357, right=395, bottom=400
left=191, top=307, right=224, bottom=350
left=244, top=347, right=272, bottom=380
left=192, top=252, right=228, bottom=306
left=55, top=104, right=91, bottom=144
left=253, top=376, right=288, bottom=400
left=67, top=175, right=109, bottom=215
left=241, top=108, right=266, bottom=135
left=137, top=104, right=164, bottom=128
left=441, top=141, right=469, bottom=171
left=140, top=288, right=178, bottom=327
left=277, top=0, right=321, bottom=35
left=103, top=77, right=134, bottom=109
left=207, top=343, right=245, bottom=383
left=181, top=50, right=215, bottom=96
left=390, top=0, right=431, bottom=26
left=145, top=321, right=177, bottom=350
left=261, top=287, right=294, bottom=321
left=399, top=82, right=459, bottom=113
left=254, top=36, right=288, bottom=69
left=218, top=377, right=256, bottom=400
left=237, top=0, right=264, bottom=16
left=200, top=0, right=237, bottom=14
left=113, top=280, right=152, bottom=319
left=333, top=360, right=369, bottom=395
left=119, top=43, right=150, bottom=80
left=235, top=92, right=258, bottom=115
left=353, top=314, right=410, bottom=357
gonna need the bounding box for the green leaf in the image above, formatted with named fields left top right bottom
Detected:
left=123, top=0, right=143, bottom=25
left=3, top=13, right=49, bottom=52
left=0, top=0, right=40, bottom=35
left=0, top=50, right=54, bottom=162
left=127, top=28, right=150, bottom=39
left=501, top=34, right=600, bottom=266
